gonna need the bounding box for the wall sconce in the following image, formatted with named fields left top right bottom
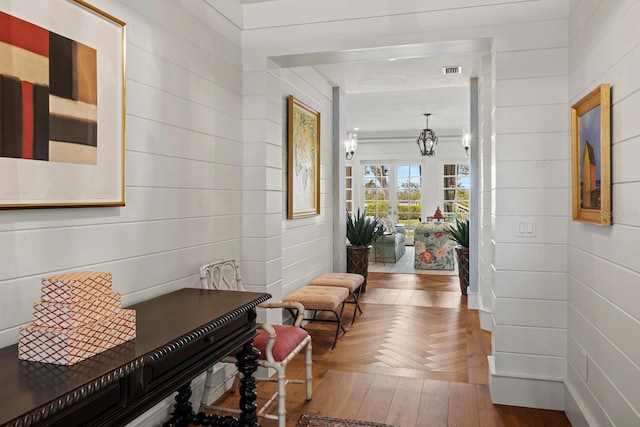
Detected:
left=462, top=128, right=471, bottom=156
left=345, top=129, right=358, bottom=160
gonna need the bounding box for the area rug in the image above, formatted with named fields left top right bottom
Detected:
left=297, top=414, right=394, bottom=427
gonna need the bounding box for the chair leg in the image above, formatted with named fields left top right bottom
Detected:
left=200, top=367, right=214, bottom=410
left=305, top=340, right=313, bottom=400
left=273, top=364, right=286, bottom=427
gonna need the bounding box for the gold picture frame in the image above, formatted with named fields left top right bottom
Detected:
left=571, top=83, right=611, bottom=225
left=287, top=95, right=320, bottom=219
left=0, top=0, right=126, bottom=208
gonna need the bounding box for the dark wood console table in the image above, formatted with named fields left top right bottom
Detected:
left=0, top=288, right=271, bottom=427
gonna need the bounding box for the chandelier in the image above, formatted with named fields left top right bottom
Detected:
left=417, top=113, right=438, bottom=157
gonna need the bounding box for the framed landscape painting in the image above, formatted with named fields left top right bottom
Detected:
left=0, top=0, right=126, bottom=208
left=287, top=95, right=320, bottom=219
left=571, top=83, right=611, bottom=226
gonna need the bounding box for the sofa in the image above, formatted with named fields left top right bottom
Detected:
left=370, top=223, right=406, bottom=263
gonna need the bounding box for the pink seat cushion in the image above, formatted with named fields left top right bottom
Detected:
left=253, top=325, right=309, bottom=362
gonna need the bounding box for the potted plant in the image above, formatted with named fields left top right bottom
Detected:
left=448, top=217, right=470, bottom=295
left=346, top=209, right=384, bottom=291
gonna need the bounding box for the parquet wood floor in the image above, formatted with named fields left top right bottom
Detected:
left=208, top=272, right=571, bottom=427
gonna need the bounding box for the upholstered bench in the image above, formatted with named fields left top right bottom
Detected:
left=283, top=285, right=349, bottom=349
left=308, top=273, right=365, bottom=325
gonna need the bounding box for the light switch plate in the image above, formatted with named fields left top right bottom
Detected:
left=516, top=218, right=536, bottom=237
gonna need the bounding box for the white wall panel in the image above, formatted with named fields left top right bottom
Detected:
left=495, top=49, right=568, bottom=80
left=612, top=137, right=640, bottom=184
left=494, top=352, right=567, bottom=379
left=126, top=151, right=242, bottom=190
left=494, top=160, right=568, bottom=189
left=128, top=81, right=241, bottom=141
left=127, top=116, right=241, bottom=165
left=569, top=278, right=640, bottom=367
left=494, top=132, right=569, bottom=162
left=568, top=307, right=640, bottom=426
left=493, top=216, right=567, bottom=244
left=495, top=76, right=568, bottom=107
left=493, top=323, right=567, bottom=356
left=494, top=188, right=569, bottom=216
left=569, top=221, right=640, bottom=273
left=494, top=104, right=567, bottom=134
left=494, top=270, right=567, bottom=300
left=493, top=298, right=566, bottom=328
left=494, top=243, right=566, bottom=272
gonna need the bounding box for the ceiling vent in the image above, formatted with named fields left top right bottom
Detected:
left=443, top=65, right=462, bottom=75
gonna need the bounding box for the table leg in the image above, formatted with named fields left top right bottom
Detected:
left=163, top=383, right=194, bottom=427
left=235, top=341, right=260, bottom=427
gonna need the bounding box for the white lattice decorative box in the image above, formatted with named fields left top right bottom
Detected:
left=18, top=309, right=136, bottom=365
left=41, top=271, right=112, bottom=303
left=32, top=291, right=122, bottom=329
left=19, top=271, right=136, bottom=365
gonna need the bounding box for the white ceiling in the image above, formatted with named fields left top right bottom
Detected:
left=314, top=52, right=483, bottom=139
left=273, top=42, right=489, bottom=142
left=240, top=2, right=491, bottom=142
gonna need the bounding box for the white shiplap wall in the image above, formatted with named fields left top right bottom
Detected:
left=0, top=0, right=244, bottom=347
left=240, top=60, right=334, bottom=317
left=478, top=54, right=493, bottom=330
left=279, top=67, right=334, bottom=296
left=565, top=1, right=640, bottom=426
left=488, top=19, right=570, bottom=409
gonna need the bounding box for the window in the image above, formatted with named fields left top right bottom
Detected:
left=443, top=164, right=470, bottom=222
left=396, top=164, right=422, bottom=238
left=363, top=164, right=390, bottom=218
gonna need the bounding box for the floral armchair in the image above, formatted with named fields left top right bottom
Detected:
left=414, top=222, right=455, bottom=270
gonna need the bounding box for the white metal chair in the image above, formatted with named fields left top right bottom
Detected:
left=199, top=258, right=312, bottom=427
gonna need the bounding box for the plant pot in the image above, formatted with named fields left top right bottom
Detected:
left=454, top=246, right=470, bottom=295
left=347, top=245, right=371, bottom=291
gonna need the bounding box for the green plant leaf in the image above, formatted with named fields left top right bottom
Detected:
left=346, top=208, right=384, bottom=246
left=448, top=217, right=469, bottom=248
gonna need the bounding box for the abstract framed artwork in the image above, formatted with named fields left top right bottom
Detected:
left=287, top=95, right=320, bottom=219
left=571, top=83, right=611, bottom=226
left=0, top=0, right=125, bottom=208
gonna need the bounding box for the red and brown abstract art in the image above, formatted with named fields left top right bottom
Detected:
left=0, top=11, right=97, bottom=165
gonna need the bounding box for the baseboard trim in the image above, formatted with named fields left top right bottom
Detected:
left=564, top=382, right=592, bottom=427
left=467, top=291, right=479, bottom=310
left=488, top=356, right=565, bottom=411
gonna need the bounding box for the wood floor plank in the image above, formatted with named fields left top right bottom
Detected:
left=476, top=384, right=512, bottom=427
left=416, top=379, right=450, bottom=427
left=356, top=374, right=399, bottom=423
left=385, top=377, right=424, bottom=427
left=508, top=406, right=545, bottom=427
left=449, top=382, right=480, bottom=427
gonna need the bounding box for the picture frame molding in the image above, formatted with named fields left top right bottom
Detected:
left=571, top=83, right=611, bottom=226
left=0, top=0, right=126, bottom=209
left=287, top=94, right=321, bottom=219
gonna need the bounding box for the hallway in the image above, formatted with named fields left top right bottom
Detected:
left=210, top=272, right=572, bottom=426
